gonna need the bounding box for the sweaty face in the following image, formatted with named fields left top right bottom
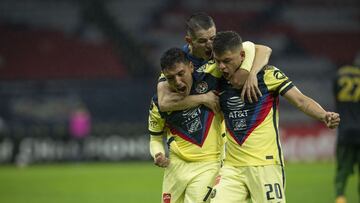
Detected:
left=214, top=48, right=245, bottom=80
left=163, top=62, right=194, bottom=96
left=189, top=26, right=216, bottom=61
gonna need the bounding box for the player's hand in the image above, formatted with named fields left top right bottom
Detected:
left=241, top=72, right=262, bottom=103
left=202, top=91, right=220, bottom=114
left=154, top=152, right=170, bottom=168
left=324, top=112, right=340, bottom=129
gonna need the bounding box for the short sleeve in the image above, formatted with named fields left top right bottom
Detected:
left=264, top=66, right=294, bottom=95
left=148, top=99, right=165, bottom=135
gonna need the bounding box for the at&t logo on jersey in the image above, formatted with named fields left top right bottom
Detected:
left=227, top=96, right=245, bottom=110
left=195, top=81, right=208, bottom=94
left=227, top=96, right=249, bottom=119
left=226, top=96, right=249, bottom=130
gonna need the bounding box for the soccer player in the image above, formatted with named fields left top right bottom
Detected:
left=209, top=31, right=341, bottom=203
left=148, top=48, right=224, bottom=203
left=334, top=53, right=360, bottom=203
left=157, top=13, right=272, bottom=113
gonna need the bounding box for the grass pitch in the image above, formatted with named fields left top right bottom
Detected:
left=0, top=162, right=357, bottom=203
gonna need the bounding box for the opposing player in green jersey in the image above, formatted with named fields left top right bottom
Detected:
left=210, top=31, right=341, bottom=203
left=334, top=53, right=360, bottom=203
left=149, top=48, right=224, bottom=203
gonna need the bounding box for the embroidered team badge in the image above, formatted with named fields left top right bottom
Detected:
left=195, top=81, right=208, bottom=93
left=163, top=193, right=171, bottom=203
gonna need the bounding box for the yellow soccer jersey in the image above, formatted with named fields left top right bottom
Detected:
left=149, top=41, right=255, bottom=162
left=219, top=65, right=294, bottom=166
left=157, top=41, right=255, bottom=82
left=149, top=65, right=223, bottom=162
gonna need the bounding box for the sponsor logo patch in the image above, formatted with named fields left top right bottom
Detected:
left=232, top=118, right=247, bottom=131
left=186, top=117, right=202, bottom=133
left=182, top=108, right=200, bottom=117
left=149, top=120, right=158, bottom=128
left=227, top=96, right=245, bottom=111
left=163, top=193, right=171, bottom=203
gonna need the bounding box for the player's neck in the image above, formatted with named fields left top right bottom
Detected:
left=189, top=44, right=204, bottom=61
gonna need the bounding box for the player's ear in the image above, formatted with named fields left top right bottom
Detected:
left=240, top=50, right=245, bottom=59
left=189, top=62, right=194, bottom=73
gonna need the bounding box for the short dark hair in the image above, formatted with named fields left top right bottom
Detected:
left=186, top=12, right=215, bottom=37
left=213, top=31, right=243, bottom=55
left=160, top=48, right=189, bottom=71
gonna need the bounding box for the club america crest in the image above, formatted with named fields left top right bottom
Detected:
left=195, top=81, right=208, bottom=93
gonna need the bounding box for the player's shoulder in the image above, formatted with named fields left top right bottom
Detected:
left=263, top=65, right=287, bottom=79
left=150, top=95, right=160, bottom=110
left=263, top=65, right=279, bottom=72
left=198, top=60, right=222, bottom=78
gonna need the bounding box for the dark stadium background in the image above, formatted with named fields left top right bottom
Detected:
left=0, top=0, right=358, bottom=202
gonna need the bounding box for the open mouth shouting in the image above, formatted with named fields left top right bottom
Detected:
left=204, top=49, right=213, bottom=59
left=223, top=72, right=230, bottom=80
left=176, top=86, right=187, bottom=94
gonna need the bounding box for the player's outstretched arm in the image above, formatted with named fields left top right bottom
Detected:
left=157, top=81, right=220, bottom=113
left=241, top=44, right=272, bottom=103
left=283, top=86, right=340, bottom=129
